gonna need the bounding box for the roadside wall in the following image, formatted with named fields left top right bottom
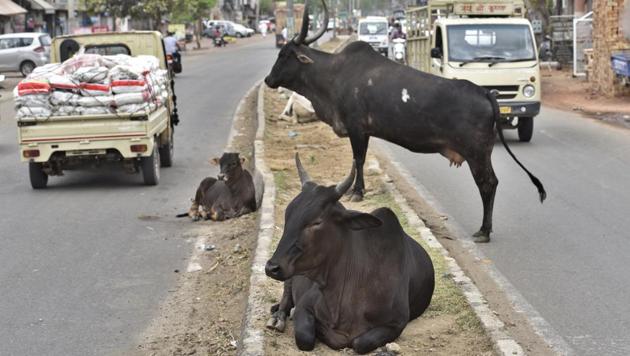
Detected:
left=591, top=0, right=630, bottom=96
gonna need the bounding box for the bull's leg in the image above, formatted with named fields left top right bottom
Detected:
left=351, top=326, right=403, bottom=354
left=293, top=306, right=317, bottom=351
left=348, top=133, right=370, bottom=202
left=191, top=177, right=217, bottom=221
left=267, top=279, right=294, bottom=332
left=468, top=154, right=498, bottom=243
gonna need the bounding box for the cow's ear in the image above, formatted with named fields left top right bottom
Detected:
left=210, top=157, right=220, bottom=166
left=296, top=52, right=314, bottom=64
left=341, top=211, right=382, bottom=230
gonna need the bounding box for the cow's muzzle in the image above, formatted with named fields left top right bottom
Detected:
left=265, top=260, right=285, bottom=281
left=264, top=76, right=279, bottom=89
left=217, top=173, right=225, bottom=181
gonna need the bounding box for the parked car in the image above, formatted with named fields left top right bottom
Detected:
left=0, top=32, right=51, bottom=77
left=232, top=23, right=254, bottom=37
left=205, top=21, right=236, bottom=37
left=205, top=20, right=253, bottom=38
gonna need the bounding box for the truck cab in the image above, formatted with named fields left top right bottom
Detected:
left=358, top=16, right=390, bottom=56
left=406, top=0, right=540, bottom=141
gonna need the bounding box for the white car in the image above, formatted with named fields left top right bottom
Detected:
left=232, top=23, right=255, bottom=37
left=0, top=32, right=51, bottom=77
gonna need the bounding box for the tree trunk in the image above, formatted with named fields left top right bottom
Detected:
left=196, top=18, right=202, bottom=49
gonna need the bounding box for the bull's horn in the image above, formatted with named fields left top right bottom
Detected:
left=334, top=161, right=356, bottom=198
left=293, top=0, right=310, bottom=45
left=295, top=153, right=312, bottom=187
left=303, top=0, right=329, bottom=46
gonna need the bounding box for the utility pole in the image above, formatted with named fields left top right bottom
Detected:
left=287, top=0, right=294, bottom=38
left=332, top=0, right=337, bottom=39
left=255, top=0, right=261, bottom=30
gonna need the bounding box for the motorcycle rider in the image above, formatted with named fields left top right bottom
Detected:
left=390, top=22, right=405, bottom=40
left=164, top=31, right=181, bottom=67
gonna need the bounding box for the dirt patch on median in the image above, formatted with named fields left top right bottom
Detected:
left=259, top=86, right=494, bottom=355
left=131, top=87, right=260, bottom=356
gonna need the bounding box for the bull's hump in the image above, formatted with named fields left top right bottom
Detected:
left=370, top=207, right=406, bottom=236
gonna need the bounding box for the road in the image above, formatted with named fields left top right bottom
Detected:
left=0, top=36, right=278, bottom=356
left=376, top=107, right=630, bottom=355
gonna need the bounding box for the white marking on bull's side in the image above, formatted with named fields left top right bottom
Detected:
left=401, top=88, right=410, bottom=103
left=368, top=78, right=373, bottom=86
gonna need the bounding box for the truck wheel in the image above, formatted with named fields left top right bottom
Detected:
left=141, top=143, right=160, bottom=186
left=159, top=129, right=174, bottom=167
left=518, top=117, right=534, bottom=142
left=29, top=162, right=48, bottom=189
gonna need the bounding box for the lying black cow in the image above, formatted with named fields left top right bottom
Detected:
left=264, top=0, right=546, bottom=242
left=177, top=152, right=256, bottom=221
left=265, top=154, right=435, bottom=354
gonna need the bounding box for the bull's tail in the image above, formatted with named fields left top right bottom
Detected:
left=488, top=92, right=547, bottom=203
left=175, top=212, right=189, bottom=218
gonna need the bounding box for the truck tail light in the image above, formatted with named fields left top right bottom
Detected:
left=33, top=46, right=45, bottom=53
left=130, top=144, right=147, bottom=153
left=23, top=149, right=40, bottom=158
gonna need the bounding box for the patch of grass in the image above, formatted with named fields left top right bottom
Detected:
left=273, top=170, right=289, bottom=193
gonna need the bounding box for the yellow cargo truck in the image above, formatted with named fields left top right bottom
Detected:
left=406, top=0, right=540, bottom=141
left=17, top=31, right=178, bottom=188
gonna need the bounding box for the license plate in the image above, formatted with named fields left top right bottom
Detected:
left=499, top=106, right=511, bottom=114
left=66, top=149, right=106, bottom=156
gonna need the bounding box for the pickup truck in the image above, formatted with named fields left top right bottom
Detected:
left=16, top=31, right=179, bottom=188
left=406, top=0, right=540, bottom=142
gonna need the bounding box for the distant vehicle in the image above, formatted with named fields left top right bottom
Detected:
left=0, top=32, right=51, bottom=77
left=232, top=23, right=254, bottom=37
left=205, top=20, right=252, bottom=38
left=358, top=16, right=389, bottom=55
left=327, top=18, right=335, bottom=30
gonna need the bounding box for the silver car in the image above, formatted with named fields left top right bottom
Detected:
left=0, top=32, right=51, bottom=77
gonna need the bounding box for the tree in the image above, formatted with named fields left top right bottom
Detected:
left=85, top=0, right=178, bottom=30
left=84, top=0, right=137, bottom=23
left=172, top=0, right=217, bottom=49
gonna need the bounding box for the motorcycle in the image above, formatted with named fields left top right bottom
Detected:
left=214, top=36, right=227, bottom=47
left=166, top=52, right=182, bottom=77
left=392, top=38, right=407, bottom=64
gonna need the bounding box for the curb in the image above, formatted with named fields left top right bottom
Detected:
left=370, top=156, right=525, bottom=356
left=238, top=83, right=276, bottom=356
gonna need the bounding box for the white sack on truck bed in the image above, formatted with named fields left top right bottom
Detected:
left=14, top=53, right=170, bottom=121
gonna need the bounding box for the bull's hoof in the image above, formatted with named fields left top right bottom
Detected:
left=266, top=312, right=286, bottom=332
left=473, top=230, right=491, bottom=243
left=349, top=192, right=364, bottom=202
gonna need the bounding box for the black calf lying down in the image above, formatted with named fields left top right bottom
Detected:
left=265, top=154, right=435, bottom=354
left=178, top=152, right=256, bottom=221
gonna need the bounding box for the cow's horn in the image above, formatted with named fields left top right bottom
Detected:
left=293, top=0, right=310, bottom=45
left=295, top=152, right=312, bottom=187
left=303, top=0, right=329, bottom=46
left=334, top=161, right=356, bottom=198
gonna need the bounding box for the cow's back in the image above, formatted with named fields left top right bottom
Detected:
left=371, top=207, right=435, bottom=320
left=334, top=44, right=495, bottom=153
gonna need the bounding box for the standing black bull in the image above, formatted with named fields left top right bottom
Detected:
left=265, top=154, right=435, bottom=354
left=177, top=152, right=256, bottom=221
left=264, top=0, right=546, bottom=242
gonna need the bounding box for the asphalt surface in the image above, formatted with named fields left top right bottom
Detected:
left=376, top=107, right=630, bottom=355
left=0, top=36, right=278, bottom=356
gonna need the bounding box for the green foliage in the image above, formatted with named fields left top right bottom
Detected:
left=84, top=0, right=202, bottom=24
